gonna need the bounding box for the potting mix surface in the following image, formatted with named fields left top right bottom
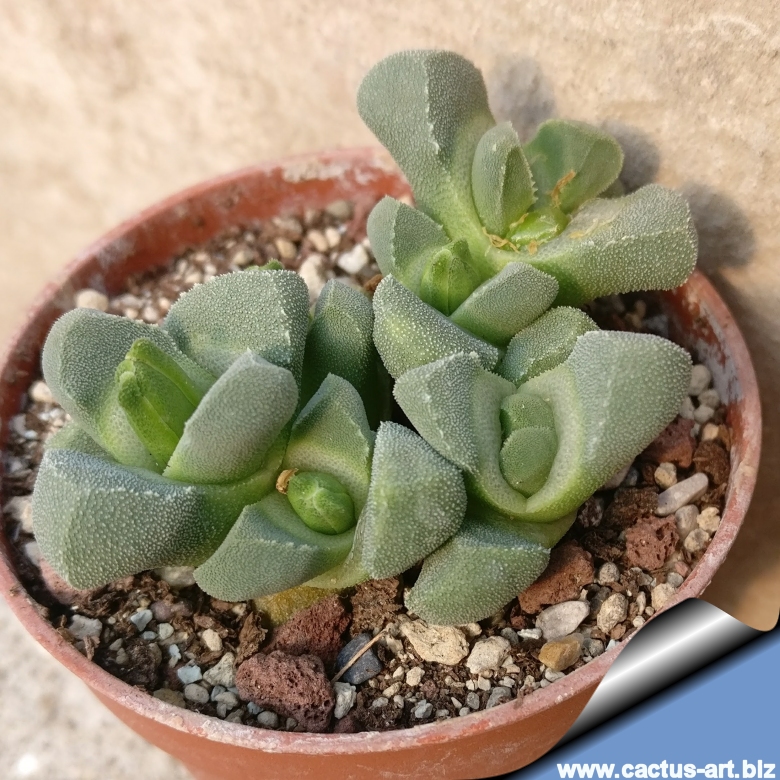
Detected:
left=1, top=200, right=731, bottom=734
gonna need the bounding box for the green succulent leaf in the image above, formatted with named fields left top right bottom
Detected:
left=357, top=50, right=494, bottom=261
left=162, top=269, right=309, bottom=381
left=500, top=393, right=556, bottom=437
left=356, top=421, right=467, bottom=579
left=372, top=275, right=500, bottom=379
left=523, top=119, right=624, bottom=213
left=507, top=205, right=570, bottom=249
left=366, top=196, right=450, bottom=289
left=286, top=471, right=356, bottom=535
left=194, top=492, right=355, bottom=602
left=405, top=512, right=550, bottom=625
left=163, top=352, right=298, bottom=485
left=449, top=263, right=559, bottom=347
left=516, top=184, right=698, bottom=306
left=41, top=308, right=212, bottom=471
left=32, top=439, right=281, bottom=589
left=499, top=307, right=599, bottom=385
left=283, top=374, right=373, bottom=512
left=300, top=280, right=386, bottom=428
left=499, top=427, right=558, bottom=496
left=471, top=122, right=536, bottom=237
left=418, top=240, right=481, bottom=316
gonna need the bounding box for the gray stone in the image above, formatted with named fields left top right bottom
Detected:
left=459, top=707, right=472, bottom=717
left=666, top=572, right=685, bottom=588
left=214, top=691, right=240, bottom=710
left=596, top=593, right=628, bottom=633
left=477, top=676, right=492, bottom=691
left=157, top=623, right=174, bottom=641
left=584, top=638, right=605, bottom=657
left=183, top=683, right=209, bottom=704
left=413, top=700, right=433, bottom=719
left=684, top=528, right=710, bottom=554
left=203, top=653, right=236, bottom=688
left=465, top=636, right=511, bottom=675
left=246, top=702, right=262, bottom=715
left=141, top=631, right=157, bottom=641
left=129, top=609, right=153, bottom=632
left=68, top=615, right=102, bottom=640
left=486, top=687, right=512, bottom=708
left=210, top=685, right=226, bottom=701
left=675, top=505, right=700, bottom=537
left=688, top=364, right=712, bottom=396
left=336, top=633, right=383, bottom=685
left=333, top=681, right=357, bottom=719
left=177, top=663, right=202, bottom=685
left=399, top=621, right=468, bottom=665
left=257, top=710, right=279, bottom=729
left=500, top=627, right=520, bottom=646
left=655, top=473, right=709, bottom=516
left=536, top=601, right=590, bottom=640
left=596, top=562, right=620, bottom=585
left=370, top=697, right=389, bottom=709
left=544, top=669, right=565, bottom=682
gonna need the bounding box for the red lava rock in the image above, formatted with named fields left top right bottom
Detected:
left=264, top=594, right=350, bottom=671
left=673, top=561, right=691, bottom=578
left=236, top=651, right=335, bottom=733
left=643, top=417, right=696, bottom=468
left=624, top=517, right=679, bottom=570
left=519, top=542, right=595, bottom=613
left=508, top=602, right=527, bottom=629
left=692, top=441, right=731, bottom=486
left=333, top=711, right=362, bottom=733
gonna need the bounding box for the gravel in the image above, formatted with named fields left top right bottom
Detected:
left=68, top=615, right=102, bottom=640
left=202, top=653, right=236, bottom=688
left=465, top=636, right=511, bottom=674
left=405, top=667, right=424, bottom=687
left=486, top=687, right=512, bottom=709
left=332, top=682, right=357, bottom=719
left=536, top=601, right=590, bottom=640
left=183, top=684, right=210, bottom=704
left=596, top=562, right=620, bottom=585
left=675, top=505, right=700, bottom=537
left=130, top=609, right=153, bottom=632
left=413, top=701, right=433, bottom=719
left=257, top=711, right=280, bottom=729
left=177, top=664, right=202, bottom=685
left=656, top=473, right=709, bottom=516
left=74, top=288, right=109, bottom=311
left=399, top=621, right=468, bottom=665
left=596, top=593, right=628, bottom=633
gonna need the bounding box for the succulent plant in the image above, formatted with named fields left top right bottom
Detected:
left=356, top=50, right=696, bottom=623
left=32, top=269, right=468, bottom=602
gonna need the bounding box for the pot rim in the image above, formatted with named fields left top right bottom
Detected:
left=0, top=148, right=762, bottom=756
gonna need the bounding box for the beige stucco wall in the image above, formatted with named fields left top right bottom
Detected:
left=1, top=2, right=778, bottom=634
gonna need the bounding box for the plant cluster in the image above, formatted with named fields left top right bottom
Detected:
left=32, top=50, right=698, bottom=626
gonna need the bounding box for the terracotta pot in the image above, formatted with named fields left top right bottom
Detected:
left=0, top=149, right=762, bottom=780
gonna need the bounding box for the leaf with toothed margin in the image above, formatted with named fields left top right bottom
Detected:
left=41, top=308, right=214, bottom=471
left=163, top=352, right=298, bottom=485
left=523, top=119, right=624, bottom=213
left=471, top=122, right=536, bottom=237
left=517, top=184, right=698, bottom=306
left=498, top=307, right=599, bottom=385
left=162, top=269, right=310, bottom=382
left=283, top=374, right=373, bottom=513
left=449, top=263, right=559, bottom=347
left=300, top=280, right=387, bottom=428
left=356, top=422, right=467, bottom=579
left=372, top=275, right=500, bottom=379
left=405, top=512, right=551, bottom=625
left=357, top=50, right=495, bottom=266
left=32, top=439, right=282, bottom=590
left=193, top=493, right=354, bottom=602
left=366, top=197, right=450, bottom=289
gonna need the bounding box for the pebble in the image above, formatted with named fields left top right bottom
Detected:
left=210, top=685, right=226, bottom=701
left=272, top=237, right=297, bottom=260
left=247, top=702, right=262, bottom=715
left=500, top=627, right=520, bottom=646
left=68, top=615, right=102, bottom=640
left=109, top=638, right=123, bottom=652
left=155, top=566, right=196, bottom=588
left=701, top=423, right=720, bottom=442
left=436, top=709, right=450, bottom=719
left=325, top=199, right=354, bottom=220
left=689, top=364, right=712, bottom=396
left=667, top=572, right=685, bottom=588
left=153, top=689, right=186, bottom=708
left=544, top=669, right=566, bottom=682
left=465, top=680, right=476, bottom=691
left=536, top=601, right=590, bottom=640
left=115, top=648, right=129, bottom=665
left=477, top=677, right=492, bottom=691
left=257, top=711, right=280, bottom=729
left=371, top=697, right=389, bottom=710
left=382, top=682, right=402, bottom=698
left=679, top=397, right=696, bottom=420
left=597, top=593, right=628, bottom=633
left=583, top=638, right=605, bottom=657
left=177, top=663, right=203, bottom=685
left=465, top=636, right=511, bottom=674
left=201, top=629, right=223, bottom=653
left=693, top=405, right=715, bottom=425
left=451, top=696, right=463, bottom=708
left=392, top=666, right=404, bottom=680
left=184, top=683, right=210, bottom=704
left=467, top=689, right=482, bottom=710
left=400, top=621, right=468, bottom=665
left=215, top=691, right=239, bottom=710
left=75, top=288, right=109, bottom=311
left=405, top=667, right=424, bottom=687
left=675, top=505, right=700, bottom=538
left=684, top=528, right=710, bottom=554
left=29, top=380, right=54, bottom=404
left=486, top=687, right=512, bottom=709
left=518, top=628, right=543, bottom=641
left=698, top=507, right=721, bottom=534
left=142, top=630, right=157, bottom=641
left=130, top=609, right=153, bottom=632
left=168, top=645, right=182, bottom=664
left=596, top=562, right=620, bottom=586
left=413, top=701, right=433, bottom=719
left=4, top=496, right=33, bottom=532
left=336, top=244, right=369, bottom=275
left=655, top=473, right=709, bottom=516
left=297, top=253, right=328, bottom=302
left=699, top=388, right=720, bottom=408
left=306, top=229, right=329, bottom=253
left=500, top=676, right=515, bottom=688
left=23, top=541, right=41, bottom=566
left=460, top=623, right=483, bottom=638
left=324, top=226, right=341, bottom=249
left=539, top=636, right=582, bottom=671
left=459, top=706, right=472, bottom=717
left=651, top=584, right=676, bottom=610
left=333, top=682, right=357, bottom=719
left=203, top=653, right=236, bottom=688
left=157, top=623, right=174, bottom=641
left=336, top=633, right=383, bottom=685
left=632, top=616, right=646, bottom=628
left=273, top=215, right=304, bottom=238
left=654, top=462, right=677, bottom=489
left=226, top=710, right=245, bottom=724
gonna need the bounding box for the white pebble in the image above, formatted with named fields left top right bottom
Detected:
left=306, top=229, right=329, bottom=253
left=667, top=572, right=685, bottom=588
left=477, top=677, right=492, bottom=691
left=29, top=380, right=54, bottom=404
left=465, top=636, right=511, bottom=674
left=68, top=614, right=102, bottom=640
left=142, top=631, right=157, bottom=641
left=203, top=653, right=236, bottom=688
left=297, top=254, right=328, bottom=303
left=168, top=645, right=182, bottom=663
left=698, top=388, right=720, bottom=408
left=693, top=405, right=715, bottom=425
left=130, top=609, right=153, bottom=632
left=382, top=682, right=402, bottom=698
left=371, top=697, right=389, bottom=710
left=184, top=683, right=210, bottom=704
left=337, top=244, right=369, bottom=275
left=75, top=288, right=108, bottom=311
left=675, top=505, right=700, bottom=538
left=518, top=628, right=543, bottom=641
left=684, top=528, right=710, bottom=554
left=596, top=562, right=620, bottom=585
left=4, top=495, right=33, bottom=533
left=177, top=663, right=203, bottom=685
left=689, top=364, right=712, bottom=396
left=405, top=667, right=424, bottom=687
left=274, top=237, right=298, bottom=260
left=597, top=593, right=628, bottom=633
left=459, top=707, right=471, bottom=717
left=413, top=701, right=433, bottom=719
left=394, top=695, right=406, bottom=708
left=201, top=628, right=223, bottom=653
left=24, top=540, right=42, bottom=566
left=536, top=601, right=590, bottom=640
left=654, top=462, right=677, bottom=490
left=214, top=691, right=240, bottom=710
left=157, top=623, right=174, bottom=641
left=333, top=682, right=357, bottom=719
left=679, top=397, right=695, bottom=420
left=651, top=583, right=676, bottom=610
left=655, top=473, right=709, bottom=516
left=698, top=507, right=721, bottom=534
left=701, top=423, right=720, bottom=442
left=324, top=226, right=341, bottom=249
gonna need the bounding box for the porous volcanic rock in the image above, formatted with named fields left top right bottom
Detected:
left=519, top=542, right=595, bottom=613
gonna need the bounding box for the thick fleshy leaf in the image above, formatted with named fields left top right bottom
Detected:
left=471, top=122, right=536, bottom=237
left=418, top=240, right=481, bottom=316
left=357, top=50, right=494, bottom=265
left=366, top=197, right=450, bottom=288
left=283, top=374, right=373, bottom=512
left=521, top=184, right=698, bottom=306
left=523, top=119, right=623, bottom=213
left=193, top=493, right=354, bottom=602
left=499, top=307, right=599, bottom=384
left=32, top=444, right=280, bottom=589
left=300, top=280, right=386, bottom=427
left=499, top=427, right=558, bottom=496
left=164, top=352, right=298, bottom=484
left=356, top=422, right=467, bottom=579
left=41, top=308, right=212, bottom=471
left=372, top=275, right=500, bottom=379
left=449, top=263, right=559, bottom=347
left=500, top=393, right=555, bottom=437
left=405, top=513, right=550, bottom=625
left=162, top=269, right=309, bottom=381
